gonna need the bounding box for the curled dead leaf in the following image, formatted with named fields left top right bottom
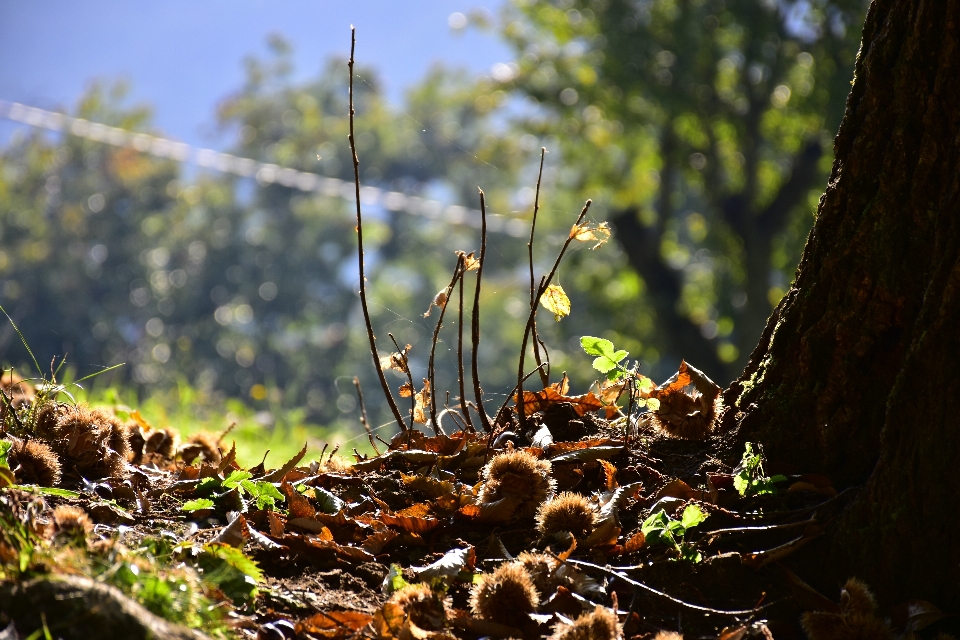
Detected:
left=457, top=250, right=480, bottom=272
left=569, top=220, right=611, bottom=249
left=423, top=288, right=449, bottom=318
left=281, top=480, right=316, bottom=519
left=297, top=611, right=373, bottom=639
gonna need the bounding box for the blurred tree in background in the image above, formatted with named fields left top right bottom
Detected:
left=0, top=0, right=868, bottom=438
left=492, top=0, right=867, bottom=381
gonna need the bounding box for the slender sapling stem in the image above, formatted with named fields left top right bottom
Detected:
left=347, top=27, right=407, bottom=432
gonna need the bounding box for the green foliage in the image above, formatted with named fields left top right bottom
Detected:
left=641, top=503, right=707, bottom=562
left=733, top=442, right=787, bottom=497
left=239, top=479, right=284, bottom=511
left=181, top=498, right=215, bottom=512
left=383, top=563, right=409, bottom=595
left=580, top=336, right=628, bottom=379
left=195, top=543, right=263, bottom=605
left=498, top=0, right=867, bottom=380
left=0, top=440, right=11, bottom=469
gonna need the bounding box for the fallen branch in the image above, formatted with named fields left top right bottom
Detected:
left=565, top=558, right=776, bottom=617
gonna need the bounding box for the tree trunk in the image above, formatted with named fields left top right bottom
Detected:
left=722, top=0, right=960, bottom=609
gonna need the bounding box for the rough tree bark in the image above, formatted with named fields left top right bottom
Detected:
left=722, top=0, right=960, bottom=608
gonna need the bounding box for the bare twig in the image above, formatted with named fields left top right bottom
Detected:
left=353, top=376, right=380, bottom=455
left=456, top=259, right=474, bottom=432
left=565, top=558, right=776, bottom=616
left=527, top=148, right=549, bottom=388
left=427, top=255, right=465, bottom=433
left=348, top=27, right=406, bottom=432
left=388, top=333, right=415, bottom=431
left=471, top=189, right=492, bottom=432
left=517, top=199, right=592, bottom=429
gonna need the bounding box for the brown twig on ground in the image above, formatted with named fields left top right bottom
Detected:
left=565, top=558, right=776, bottom=616
left=388, top=333, right=415, bottom=431
left=517, top=200, right=592, bottom=430
left=471, top=189, right=492, bottom=432
left=353, top=376, right=380, bottom=456
left=348, top=27, right=406, bottom=432
left=427, top=255, right=465, bottom=433
left=527, top=148, right=549, bottom=388
left=457, top=266, right=474, bottom=432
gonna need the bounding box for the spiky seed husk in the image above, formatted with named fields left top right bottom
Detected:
left=182, top=431, right=222, bottom=464
left=9, top=439, right=62, bottom=487
left=53, top=505, right=93, bottom=536
left=536, top=492, right=597, bottom=540
left=478, top=450, right=555, bottom=518
left=126, top=423, right=146, bottom=463
left=469, top=561, right=539, bottom=627
left=106, top=415, right=131, bottom=463
left=801, top=578, right=894, bottom=640
left=145, top=427, right=178, bottom=459
left=36, top=404, right=128, bottom=478
left=320, top=454, right=354, bottom=474
left=840, top=577, right=877, bottom=618
left=0, top=372, right=33, bottom=422
left=388, top=584, right=447, bottom=631
left=549, top=606, right=620, bottom=640
left=649, top=392, right=719, bottom=440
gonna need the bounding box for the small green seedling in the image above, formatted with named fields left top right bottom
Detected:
left=733, top=442, right=787, bottom=497
left=182, top=471, right=285, bottom=513
left=641, top=503, right=708, bottom=562
left=580, top=336, right=659, bottom=410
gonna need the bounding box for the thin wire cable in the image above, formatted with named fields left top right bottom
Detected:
left=0, top=98, right=529, bottom=238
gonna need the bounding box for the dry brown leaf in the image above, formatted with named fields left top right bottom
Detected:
left=281, top=480, right=316, bottom=519
left=582, top=515, right=620, bottom=549
left=361, top=529, right=398, bottom=554
left=413, top=380, right=431, bottom=425
left=381, top=345, right=411, bottom=374
left=423, top=288, right=449, bottom=318
left=401, top=474, right=456, bottom=498
left=782, top=567, right=841, bottom=613
left=599, top=459, right=618, bottom=491
left=457, top=250, right=480, bottom=271
left=399, top=382, right=414, bottom=398
left=214, top=513, right=247, bottom=548
left=262, top=441, right=308, bottom=482
left=297, top=611, right=373, bottom=639
left=569, top=220, right=611, bottom=249
left=654, top=478, right=702, bottom=502
left=514, top=386, right=604, bottom=417
left=268, top=511, right=286, bottom=536
left=380, top=510, right=441, bottom=534
left=470, top=495, right=523, bottom=523
left=618, top=531, right=646, bottom=554
left=373, top=601, right=407, bottom=638
left=287, top=518, right=334, bottom=539
left=891, top=599, right=947, bottom=633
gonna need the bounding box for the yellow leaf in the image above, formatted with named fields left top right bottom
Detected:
left=540, top=284, right=571, bottom=321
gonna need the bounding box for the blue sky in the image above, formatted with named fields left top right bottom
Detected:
left=0, top=1, right=511, bottom=148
